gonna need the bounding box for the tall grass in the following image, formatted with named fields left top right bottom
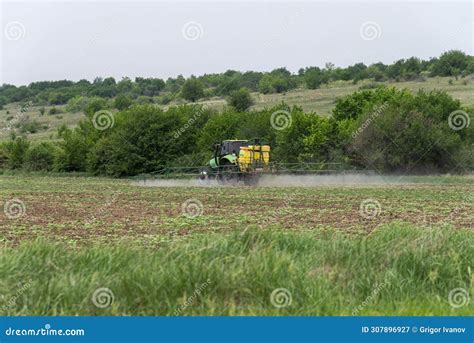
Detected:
left=0, top=222, right=472, bottom=315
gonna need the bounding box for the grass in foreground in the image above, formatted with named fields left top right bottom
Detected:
left=0, top=223, right=472, bottom=316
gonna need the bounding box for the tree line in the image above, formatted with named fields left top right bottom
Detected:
left=1, top=50, right=473, bottom=109
left=1, top=86, right=472, bottom=176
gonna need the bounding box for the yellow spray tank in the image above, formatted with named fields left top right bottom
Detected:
left=238, top=144, right=271, bottom=173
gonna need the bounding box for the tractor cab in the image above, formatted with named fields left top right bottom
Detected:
left=216, top=140, right=249, bottom=157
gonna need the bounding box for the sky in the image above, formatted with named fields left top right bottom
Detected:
left=1, top=0, right=473, bottom=85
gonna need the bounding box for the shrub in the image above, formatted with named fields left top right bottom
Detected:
left=85, top=98, right=108, bottom=117
left=181, top=79, right=205, bottom=102
left=87, top=105, right=211, bottom=176
left=114, top=94, right=133, bottom=110
left=23, top=142, right=58, bottom=171
left=5, top=137, right=30, bottom=169
left=48, top=107, right=62, bottom=115
left=18, top=120, right=42, bottom=134
left=227, top=88, right=254, bottom=112
left=55, top=123, right=97, bottom=172
left=349, top=89, right=467, bottom=172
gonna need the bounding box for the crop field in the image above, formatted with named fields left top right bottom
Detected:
left=0, top=174, right=472, bottom=315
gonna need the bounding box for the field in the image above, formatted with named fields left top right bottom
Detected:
left=1, top=76, right=473, bottom=142
left=0, top=174, right=472, bottom=315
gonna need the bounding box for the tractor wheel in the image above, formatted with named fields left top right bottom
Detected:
left=217, top=161, right=239, bottom=185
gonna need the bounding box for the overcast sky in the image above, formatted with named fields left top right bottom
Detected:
left=1, top=0, right=473, bottom=85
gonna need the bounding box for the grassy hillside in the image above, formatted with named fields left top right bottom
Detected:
left=1, top=76, right=473, bottom=142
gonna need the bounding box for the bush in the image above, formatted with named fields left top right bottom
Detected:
left=332, top=86, right=409, bottom=121
left=227, top=88, right=254, bottom=112
left=349, top=89, right=468, bottom=172
left=18, top=120, right=42, bottom=134
left=135, top=96, right=154, bottom=105
left=23, top=142, right=58, bottom=171
left=5, top=137, right=30, bottom=169
left=0, top=144, right=9, bottom=169
left=181, top=79, right=205, bottom=102
left=430, top=50, right=472, bottom=77
left=303, top=67, right=328, bottom=89
left=48, top=107, right=62, bottom=115
left=85, top=98, right=108, bottom=117
left=55, top=122, right=98, bottom=172
left=88, top=105, right=211, bottom=176
left=114, top=94, right=133, bottom=110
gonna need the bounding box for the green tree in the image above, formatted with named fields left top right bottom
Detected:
left=349, top=89, right=469, bottom=172
left=6, top=137, right=30, bottom=169
left=430, top=50, right=471, bottom=77
left=23, top=142, right=58, bottom=171
left=114, top=94, right=133, bottom=110
left=304, top=67, right=327, bottom=89
left=227, top=88, right=254, bottom=111
left=181, top=78, right=205, bottom=102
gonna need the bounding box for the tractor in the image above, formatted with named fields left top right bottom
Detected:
left=199, top=139, right=271, bottom=185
